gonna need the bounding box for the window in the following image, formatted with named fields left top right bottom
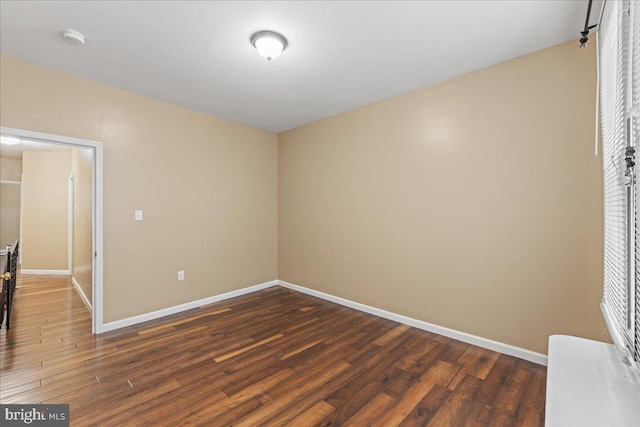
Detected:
left=600, top=0, right=640, bottom=379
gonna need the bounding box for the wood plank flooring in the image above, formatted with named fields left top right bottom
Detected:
left=0, top=274, right=546, bottom=426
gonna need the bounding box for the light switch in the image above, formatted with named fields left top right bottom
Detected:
left=135, top=210, right=143, bottom=221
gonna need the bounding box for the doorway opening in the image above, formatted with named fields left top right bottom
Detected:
left=0, top=126, right=103, bottom=333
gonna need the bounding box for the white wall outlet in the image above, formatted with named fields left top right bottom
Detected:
left=135, top=210, right=143, bottom=221
left=178, top=270, right=185, bottom=281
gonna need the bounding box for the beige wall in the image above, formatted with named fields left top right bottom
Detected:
left=0, top=156, right=22, bottom=250
left=72, top=148, right=93, bottom=304
left=1, top=183, right=21, bottom=249
left=0, top=156, right=22, bottom=181
left=0, top=55, right=278, bottom=322
left=21, top=150, right=71, bottom=270
left=279, top=40, right=604, bottom=354
left=1, top=41, right=604, bottom=353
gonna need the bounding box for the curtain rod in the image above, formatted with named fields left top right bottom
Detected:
left=579, top=0, right=601, bottom=47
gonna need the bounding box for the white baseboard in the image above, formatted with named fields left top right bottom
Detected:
left=72, top=276, right=92, bottom=313
left=20, top=269, right=70, bottom=275
left=95, top=276, right=547, bottom=365
left=99, top=280, right=279, bottom=333
left=278, top=280, right=548, bottom=366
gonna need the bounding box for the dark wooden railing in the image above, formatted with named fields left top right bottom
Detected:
left=1, top=239, right=19, bottom=330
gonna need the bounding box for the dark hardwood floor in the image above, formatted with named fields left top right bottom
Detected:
left=0, top=274, right=546, bottom=426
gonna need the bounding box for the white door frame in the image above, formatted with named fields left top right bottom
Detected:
left=68, top=173, right=74, bottom=274
left=1, top=126, right=104, bottom=334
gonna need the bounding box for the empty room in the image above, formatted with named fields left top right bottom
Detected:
left=1, top=1, right=639, bottom=426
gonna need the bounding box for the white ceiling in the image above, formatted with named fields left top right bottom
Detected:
left=0, top=1, right=601, bottom=133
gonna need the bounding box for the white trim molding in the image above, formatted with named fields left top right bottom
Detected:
left=72, top=276, right=92, bottom=312
left=278, top=280, right=548, bottom=366
left=99, top=280, right=278, bottom=333
left=20, top=269, right=70, bottom=275
left=68, top=173, right=74, bottom=274
left=95, top=277, right=547, bottom=365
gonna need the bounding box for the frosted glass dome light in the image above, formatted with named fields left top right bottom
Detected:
left=251, top=31, right=287, bottom=61
left=0, top=136, right=21, bottom=146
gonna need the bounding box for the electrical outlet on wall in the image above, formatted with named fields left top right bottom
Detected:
left=178, top=270, right=185, bottom=281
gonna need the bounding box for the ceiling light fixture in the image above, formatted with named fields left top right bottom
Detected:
left=250, top=31, right=287, bottom=61
left=0, top=136, right=21, bottom=146
left=62, top=29, right=86, bottom=45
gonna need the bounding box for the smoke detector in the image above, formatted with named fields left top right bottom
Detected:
left=62, top=29, right=85, bottom=45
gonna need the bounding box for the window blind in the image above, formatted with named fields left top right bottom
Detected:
left=600, top=0, right=634, bottom=356
left=631, top=0, right=640, bottom=366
